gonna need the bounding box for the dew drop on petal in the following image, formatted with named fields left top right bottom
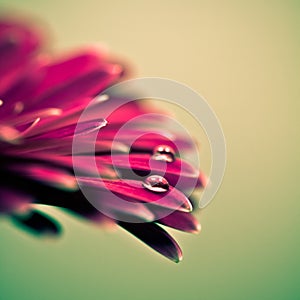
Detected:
left=142, top=175, right=170, bottom=193
left=152, top=145, right=176, bottom=163
left=95, top=94, right=109, bottom=103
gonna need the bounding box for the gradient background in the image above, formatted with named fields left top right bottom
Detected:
left=0, top=1, right=299, bottom=299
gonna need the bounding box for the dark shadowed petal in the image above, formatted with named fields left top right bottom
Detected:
left=9, top=164, right=78, bottom=191
left=7, top=138, right=128, bottom=158
left=10, top=153, right=117, bottom=179
left=77, top=188, right=155, bottom=222
left=0, top=188, right=31, bottom=213
left=77, top=177, right=192, bottom=212
left=118, top=221, right=183, bottom=263
left=11, top=209, right=61, bottom=236
left=157, top=210, right=201, bottom=233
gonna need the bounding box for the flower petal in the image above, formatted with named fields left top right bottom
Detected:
left=31, top=62, right=122, bottom=109
left=9, top=163, right=78, bottom=191
left=97, top=129, right=193, bottom=151
left=96, top=153, right=203, bottom=190
left=77, top=177, right=192, bottom=212
left=118, top=222, right=183, bottom=263
left=11, top=209, right=61, bottom=236
left=157, top=210, right=201, bottom=233
left=33, top=118, right=107, bottom=139
left=0, top=188, right=31, bottom=213
left=30, top=50, right=107, bottom=99
left=0, top=19, right=41, bottom=94
left=77, top=189, right=155, bottom=222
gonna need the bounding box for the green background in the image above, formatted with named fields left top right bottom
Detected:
left=0, top=1, right=299, bottom=299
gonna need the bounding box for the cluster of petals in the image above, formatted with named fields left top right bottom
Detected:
left=0, top=17, right=206, bottom=262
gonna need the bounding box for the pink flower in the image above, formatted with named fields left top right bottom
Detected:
left=0, top=17, right=206, bottom=262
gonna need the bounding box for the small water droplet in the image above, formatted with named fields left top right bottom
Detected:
left=95, top=94, right=109, bottom=103
left=152, top=145, right=175, bottom=163
left=142, top=175, right=169, bottom=193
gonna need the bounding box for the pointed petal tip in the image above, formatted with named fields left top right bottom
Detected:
left=192, top=222, right=202, bottom=234
left=181, top=198, right=193, bottom=213
left=172, top=252, right=183, bottom=263
left=198, top=172, right=209, bottom=188
left=110, top=64, right=122, bottom=75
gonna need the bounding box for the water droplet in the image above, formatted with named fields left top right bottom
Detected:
left=0, top=99, right=3, bottom=107
left=143, top=175, right=169, bottom=193
left=152, top=145, right=175, bottom=162
left=95, top=94, right=109, bottom=103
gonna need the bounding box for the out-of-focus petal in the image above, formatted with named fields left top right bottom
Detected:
left=33, top=118, right=107, bottom=139
left=11, top=209, right=61, bottom=236
left=30, top=62, right=122, bottom=110
left=30, top=50, right=107, bottom=98
left=0, top=20, right=41, bottom=94
left=0, top=188, right=31, bottom=213
left=9, top=163, right=78, bottom=191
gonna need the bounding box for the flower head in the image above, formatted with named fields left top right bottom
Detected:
left=0, top=17, right=206, bottom=262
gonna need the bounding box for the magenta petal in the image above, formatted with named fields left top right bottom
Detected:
left=0, top=188, right=31, bottom=213
left=8, top=138, right=128, bottom=157
left=31, top=51, right=107, bottom=98
left=9, top=164, right=78, bottom=191
left=79, top=189, right=155, bottom=222
left=31, top=63, right=122, bottom=109
left=119, top=222, right=183, bottom=263
left=15, top=96, right=92, bottom=138
left=96, top=153, right=201, bottom=190
left=130, top=132, right=194, bottom=152
left=34, top=118, right=107, bottom=139
left=0, top=124, right=21, bottom=143
left=157, top=211, right=201, bottom=233
left=77, top=177, right=192, bottom=212
left=0, top=61, right=44, bottom=108
left=0, top=20, right=41, bottom=94
left=97, top=129, right=193, bottom=151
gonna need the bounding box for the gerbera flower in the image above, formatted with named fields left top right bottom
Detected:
left=0, top=16, right=206, bottom=262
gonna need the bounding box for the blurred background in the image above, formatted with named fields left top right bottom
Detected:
left=0, top=0, right=299, bottom=299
